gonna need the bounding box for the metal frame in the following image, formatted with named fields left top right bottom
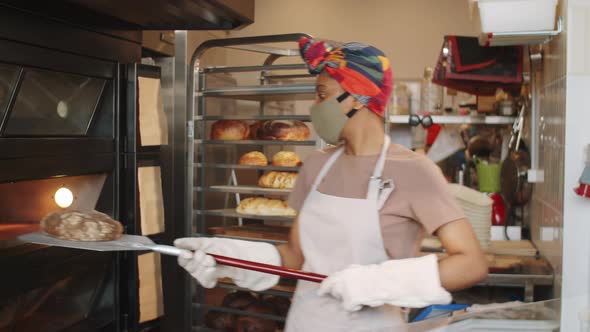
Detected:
left=188, top=33, right=315, bottom=331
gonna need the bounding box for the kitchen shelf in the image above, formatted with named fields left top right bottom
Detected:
left=198, top=83, right=315, bottom=101
left=195, top=209, right=295, bottom=222
left=194, top=114, right=310, bottom=121
left=196, top=139, right=316, bottom=146
left=389, top=115, right=516, bottom=125
left=195, top=163, right=300, bottom=172
left=196, top=185, right=291, bottom=195
left=479, top=16, right=563, bottom=47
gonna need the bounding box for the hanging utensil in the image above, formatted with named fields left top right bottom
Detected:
left=501, top=103, right=533, bottom=207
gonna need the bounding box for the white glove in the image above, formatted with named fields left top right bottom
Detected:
left=317, top=254, right=452, bottom=312
left=174, top=237, right=281, bottom=291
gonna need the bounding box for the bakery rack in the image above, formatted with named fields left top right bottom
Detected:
left=189, top=33, right=318, bottom=331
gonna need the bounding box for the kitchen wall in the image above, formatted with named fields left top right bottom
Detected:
left=529, top=0, right=567, bottom=298
left=561, top=0, right=590, bottom=330
left=227, top=0, right=480, bottom=80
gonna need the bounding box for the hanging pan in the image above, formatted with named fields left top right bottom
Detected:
left=500, top=104, right=533, bottom=206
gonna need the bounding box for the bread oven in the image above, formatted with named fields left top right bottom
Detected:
left=0, top=5, right=134, bottom=331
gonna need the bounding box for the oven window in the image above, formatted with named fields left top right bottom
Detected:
left=0, top=64, right=21, bottom=128
left=4, top=68, right=106, bottom=136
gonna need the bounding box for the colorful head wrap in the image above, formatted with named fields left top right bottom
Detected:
left=299, top=37, right=393, bottom=117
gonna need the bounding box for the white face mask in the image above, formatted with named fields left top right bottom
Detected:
left=309, top=92, right=358, bottom=145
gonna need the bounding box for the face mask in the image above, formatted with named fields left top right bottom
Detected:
left=310, top=92, right=359, bottom=145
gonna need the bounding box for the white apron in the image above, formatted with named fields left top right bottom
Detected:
left=285, top=135, right=407, bottom=332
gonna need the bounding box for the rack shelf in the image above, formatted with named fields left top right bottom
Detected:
left=389, top=115, right=516, bottom=125
left=199, top=83, right=315, bottom=101
left=479, top=16, right=563, bottom=47
left=196, top=185, right=291, bottom=195
left=195, top=114, right=310, bottom=121
left=195, top=209, right=295, bottom=222
left=201, top=63, right=307, bottom=73
left=195, top=139, right=316, bottom=146
left=195, top=163, right=300, bottom=172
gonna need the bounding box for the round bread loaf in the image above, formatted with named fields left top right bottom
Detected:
left=271, top=151, right=302, bottom=167
left=222, top=291, right=258, bottom=310
left=235, top=300, right=277, bottom=332
left=210, top=120, right=250, bottom=140
left=239, top=151, right=268, bottom=166
left=249, top=120, right=265, bottom=139
left=204, top=310, right=235, bottom=332
left=263, top=295, right=291, bottom=317
left=41, top=210, right=123, bottom=241
left=256, top=120, right=310, bottom=141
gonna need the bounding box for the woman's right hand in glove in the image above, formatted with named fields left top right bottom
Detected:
left=174, top=237, right=282, bottom=291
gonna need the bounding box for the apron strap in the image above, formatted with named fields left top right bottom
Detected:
left=310, top=147, right=345, bottom=192
left=367, top=135, right=393, bottom=206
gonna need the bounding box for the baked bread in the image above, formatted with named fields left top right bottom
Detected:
left=210, top=120, right=250, bottom=140
left=235, top=300, right=277, bottom=332
left=256, top=120, right=310, bottom=141
left=258, top=171, right=297, bottom=189
left=271, top=151, right=302, bottom=167
left=249, top=120, right=265, bottom=139
left=222, top=291, right=258, bottom=310
left=204, top=310, right=235, bottom=332
left=41, top=210, right=123, bottom=241
left=236, top=197, right=296, bottom=217
left=239, top=151, right=268, bottom=166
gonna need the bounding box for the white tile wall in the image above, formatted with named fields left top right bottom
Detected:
left=529, top=0, right=568, bottom=297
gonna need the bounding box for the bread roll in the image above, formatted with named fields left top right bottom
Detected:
left=236, top=197, right=296, bottom=217
left=258, top=171, right=297, bottom=189
left=256, top=120, right=310, bottom=141
left=41, top=210, right=123, bottom=241
left=239, top=151, right=268, bottom=166
left=210, top=120, right=250, bottom=140
left=271, top=151, right=302, bottom=167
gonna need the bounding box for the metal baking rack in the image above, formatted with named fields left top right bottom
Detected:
left=189, top=33, right=319, bottom=331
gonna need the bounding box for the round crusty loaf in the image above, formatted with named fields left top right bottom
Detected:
left=41, top=210, right=123, bottom=242
left=204, top=310, right=235, bottom=332
left=258, top=171, right=297, bottom=189
left=236, top=197, right=296, bottom=217
left=256, top=120, right=310, bottom=141
left=239, top=151, right=268, bottom=166
left=235, top=300, right=277, bottom=332
left=210, top=120, right=250, bottom=140
left=271, top=151, right=302, bottom=167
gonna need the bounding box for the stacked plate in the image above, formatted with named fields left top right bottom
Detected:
left=448, top=184, right=492, bottom=249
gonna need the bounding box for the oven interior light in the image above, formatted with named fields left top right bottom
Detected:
left=54, top=187, right=74, bottom=208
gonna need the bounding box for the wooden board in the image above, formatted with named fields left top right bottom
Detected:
left=138, top=77, right=168, bottom=146
left=138, top=252, right=164, bottom=323
left=138, top=166, right=165, bottom=235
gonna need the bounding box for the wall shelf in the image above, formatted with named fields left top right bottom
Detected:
left=479, top=16, right=563, bottom=47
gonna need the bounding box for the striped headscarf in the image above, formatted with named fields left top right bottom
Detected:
left=299, top=37, right=393, bottom=117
